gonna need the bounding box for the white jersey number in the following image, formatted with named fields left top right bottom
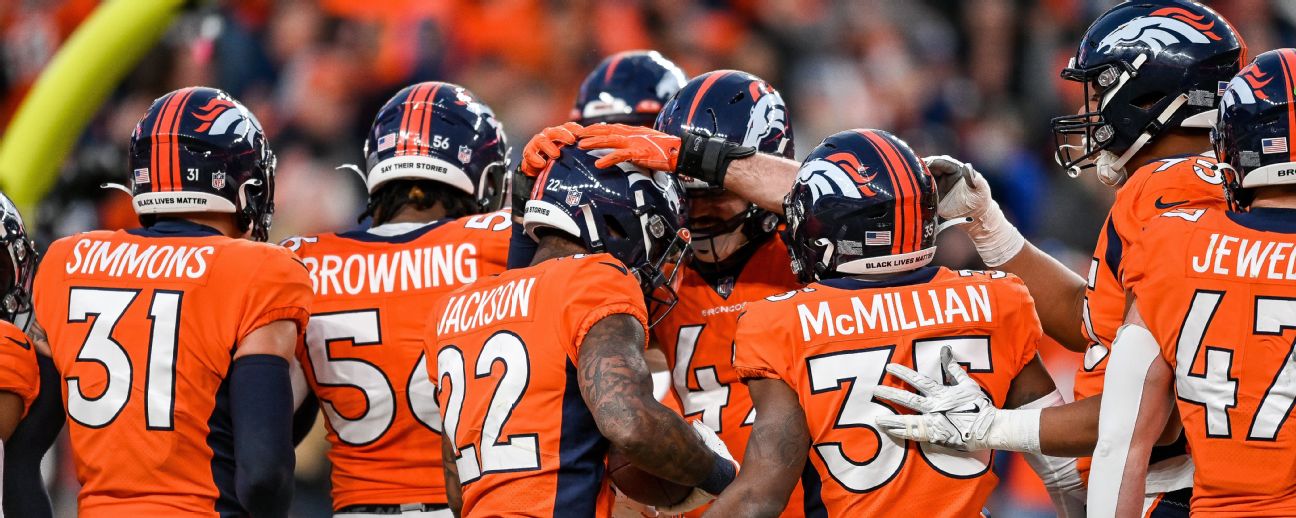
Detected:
left=66, top=288, right=180, bottom=430
left=805, top=337, right=992, bottom=492
left=1176, top=291, right=1296, bottom=440
left=438, top=331, right=541, bottom=484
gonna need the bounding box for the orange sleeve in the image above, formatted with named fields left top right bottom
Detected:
left=0, top=323, right=39, bottom=418
left=732, top=302, right=794, bottom=381
left=236, top=245, right=314, bottom=345
left=560, top=258, right=649, bottom=363
left=997, top=275, right=1045, bottom=376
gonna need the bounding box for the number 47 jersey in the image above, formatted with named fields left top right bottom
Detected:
left=1125, top=207, right=1296, bottom=514
left=733, top=266, right=1042, bottom=516
left=32, top=221, right=313, bottom=517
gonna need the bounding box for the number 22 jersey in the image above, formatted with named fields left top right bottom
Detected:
left=32, top=220, right=312, bottom=517
left=733, top=267, right=1042, bottom=516
left=428, top=253, right=647, bottom=518
left=1125, top=207, right=1296, bottom=514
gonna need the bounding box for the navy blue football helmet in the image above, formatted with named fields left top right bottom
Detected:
left=1214, top=49, right=1296, bottom=209
left=784, top=129, right=937, bottom=283
left=524, top=148, right=690, bottom=324
left=0, top=193, right=34, bottom=330
left=572, top=50, right=687, bottom=126
left=123, top=87, right=276, bottom=241
left=653, top=69, right=793, bottom=263
left=1052, top=0, right=1246, bottom=186
left=362, top=81, right=509, bottom=211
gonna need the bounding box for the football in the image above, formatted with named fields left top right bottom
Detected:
left=607, top=447, right=692, bottom=508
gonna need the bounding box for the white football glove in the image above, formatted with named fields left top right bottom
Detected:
left=924, top=155, right=1025, bottom=267
left=657, top=421, right=737, bottom=514
left=874, top=346, right=1042, bottom=453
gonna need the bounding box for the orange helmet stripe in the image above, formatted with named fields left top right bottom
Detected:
left=417, top=83, right=443, bottom=157
left=685, top=71, right=731, bottom=127
left=396, top=84, right=425, bottom=156
left=859, top=130, right=908, bottom=255
left=1278, top=49, right=1296, bottom=162
left=167, top=88, right=196, bottom=191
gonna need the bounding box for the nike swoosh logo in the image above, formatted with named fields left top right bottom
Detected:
left=1155, top=197, right=1187, bottom=209
left=6, top=336, right=29, bottom=350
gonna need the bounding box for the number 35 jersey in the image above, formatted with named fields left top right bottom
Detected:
left=284, top=212, right=510, bottom=509
left=733, top=267, right=1042, bottom=517
left=428, top=253, right=646, bottom=518
left=31, top=221, right=313, bottom=517
left=1125, top=207, right=1296, bottom=514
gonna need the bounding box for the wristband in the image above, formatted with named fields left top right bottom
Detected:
left=677, top=130, right=757, bottom=188
left=972, top=407, right=1043, bottom=454
left=696, top=453, right=737, bottom=495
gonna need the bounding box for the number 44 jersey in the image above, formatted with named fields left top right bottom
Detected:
left=1125, top=207, right=1296, bottom=514
left=733, top=266, right=1042, bottom=516
left=32, top=221, right=313, bottom=517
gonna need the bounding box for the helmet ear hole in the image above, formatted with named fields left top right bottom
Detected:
left=601, top=214, right=628, bottom=239
left=1129, top=91, right=1165, bottom=110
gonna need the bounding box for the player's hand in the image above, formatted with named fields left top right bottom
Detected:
left=873, top=346, right=1000, bottom=451
left=657, top=421, right=737, bottom=514
left=521, top=122, right=584, bottom=176
left=922, top=155, right=1024, bottom=267
left=577, top=123, right=682, bottom=172
left=924, top=155, right=992, bottom=220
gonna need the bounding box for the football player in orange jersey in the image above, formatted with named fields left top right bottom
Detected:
left=867, top=2, right=1246, bottom=514
left=707, top=129, right=1062, bottom=517
left=0, top=193, right=46, bottom=515
left=508, top=50, right=687, bottom=269
left=1087, top=48, right=1296, bottom=516
left=28, top=87, right=311, bottom=518
left=430, top=147, right=739, bottom=517
left=282, top=81, right=511, bottom=518
left=595, top=69, right=811, bottom=517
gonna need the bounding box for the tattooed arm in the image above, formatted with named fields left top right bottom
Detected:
left=441, top=430, right=463, bottom=517
left=703, top=378, right=808, bottom=518
left=577, top=313, right=725, bottom=486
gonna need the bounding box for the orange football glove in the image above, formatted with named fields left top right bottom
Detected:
left=577, top=123, right=681, bottom=171
left=521, top=122, right=584, bottom=176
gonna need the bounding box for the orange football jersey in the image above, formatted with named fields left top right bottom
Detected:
left=1125, top=207, right=1296, bottom=514
left=1075, top=154, right=1227, bottom=400
left=32, top=222, right=312, bottom=517
left=652, top=235, right=806, bottom=517
left=0, top=320, right=38, bottom=418
left=285, top=211, right=510, bottom=509
left=429, top=253, right=647, bottom=518
left=734, top=267, right=1042, bottom=516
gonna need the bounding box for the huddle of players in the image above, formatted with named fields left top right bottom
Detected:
left=0, top=0, right=1289, bottom=516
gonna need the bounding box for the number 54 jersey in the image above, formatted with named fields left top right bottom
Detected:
left=1124, top=207, right=1296, bottom=514
left=32, top=221, right=313, bottom=517
left=733, top=266, right=1042, bottom=516
left=284, top=211, right=510, bottom=510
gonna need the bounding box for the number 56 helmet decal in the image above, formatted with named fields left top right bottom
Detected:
left=119, top=87, right=277, bottom=241
left=784, top=129, right=938, bottom=283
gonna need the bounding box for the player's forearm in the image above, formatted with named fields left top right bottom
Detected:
left=2, top=355, right=60, bottom=518
left=1036, top=396, right=1101, bottom=457
left=230, top=355, right=295, bottom=518
left=441, top=430, right=463, bottom=516
left=722, top=154, right=798, bottom=214
left=997, top=243, right=1090, bottom=351
left=705, top=379, right=809, bottom=518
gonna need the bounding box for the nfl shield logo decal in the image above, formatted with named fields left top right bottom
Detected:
left=211, top=172, right=226, bottom=189
left=715, top=276, right=735, bottom=299
left=458, top=145, right=472, bottom=164
left=565, top=186, right=581, bottom=206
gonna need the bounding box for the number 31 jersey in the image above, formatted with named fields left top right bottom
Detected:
left=733, top=267, right=1042, bottom=517
left=1125, top=207, right=1296, bottom=514
left=284, top=212, right=510, bottom=509
left=32, top=221, right=313, bottom=517
left=429, top=253, right=646, bottom=518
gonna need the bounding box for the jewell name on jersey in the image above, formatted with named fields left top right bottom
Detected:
left=1190, top=229, right=1296, bottom=280
left=796, top=284, right=992, bottom=341
left=64, top=237, right=215, bottom=279
left=301, top=242, right=481, bottom=295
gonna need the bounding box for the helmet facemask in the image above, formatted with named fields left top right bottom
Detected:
left=1051, top=55, right=1154, bottom=186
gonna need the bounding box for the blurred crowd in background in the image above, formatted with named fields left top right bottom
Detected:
left=5, top=0, right=1296, bottom=515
